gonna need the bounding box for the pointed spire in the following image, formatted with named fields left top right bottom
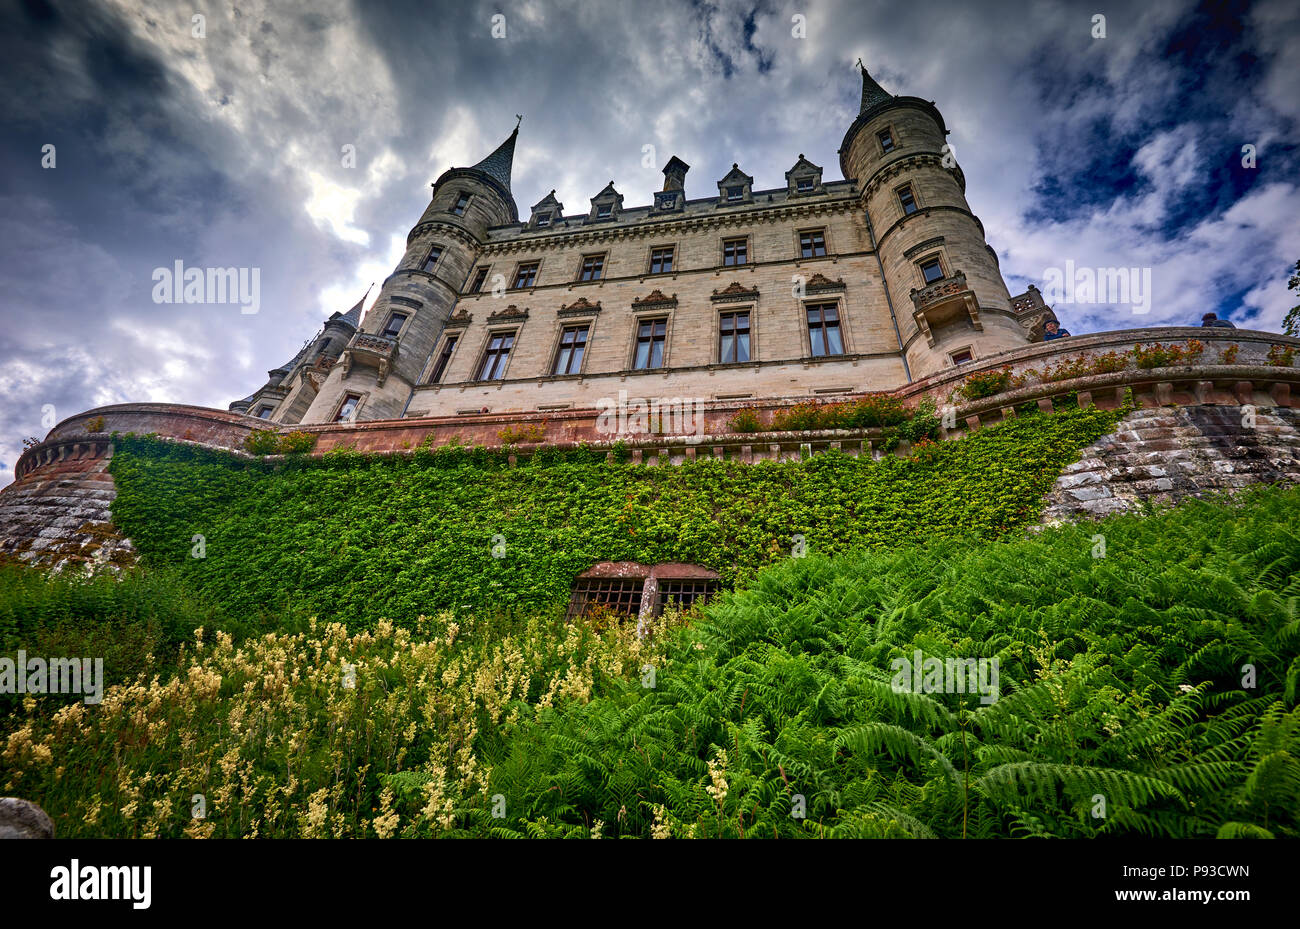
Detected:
left=857, top=59, right=893, bottom=113
left=336, top=284, right=372, bottom=329
left=469, top=122, right=519, bottom=194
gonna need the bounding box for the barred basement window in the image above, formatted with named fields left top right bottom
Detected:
left=565, top=578, right=645, bottom=621
left=657, top=579, right=718, bottom=615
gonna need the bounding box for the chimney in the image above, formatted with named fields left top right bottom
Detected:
left=661, top=156, right=690, bottom=192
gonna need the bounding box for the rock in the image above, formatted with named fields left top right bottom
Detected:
left=0, top=797, right=55, bottom=839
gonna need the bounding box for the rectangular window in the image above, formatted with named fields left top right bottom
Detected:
left=468, top=266, right=490, bottom=293
left=657, top=579, right=719, bottom=615
left=512, top=262, right=539, bottom=289
left=726, top=186, right=744, bottom=201
left=633, top=318, right=667, bottom=370
left=899, top=185, right=918, bottom=215
left=254, top=405, right=273, bottom=419
left=578, top=254, right=605, bottom=282
left=552, top=325, right=589, bottom=375
left=596, top=202, right=612, bottom=219
left=718, top=310, right=750, bottom=364
left=535, top=212, right=551, bottom=227
left=920, top=258, right=944, bottom=284
left=477, top=331, right=516, bottom=380
left=565, top=578, right=645, bottom=622
left=722, top=238, right=747, bottom=267
left=650, top=246, right=674, bottom=274
left=796, top=177, right=815, bottom=192
left=452, top=193, right=471, bottom=216
left=429, top=335, right=459, bottom=384
left=807, top=303, right=844, bottom=357
left=381, top=312, right=408, bottom=338
left=422, top=246, right=442, bottom=273
left=799, top=230, right=827, bottom=258
left=334, top=394, right=361, bottom=423
left=951, top=349, right=974, bottom=365
left=878, top=128, right=895, bottom=153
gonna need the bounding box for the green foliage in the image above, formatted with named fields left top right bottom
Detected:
left=957, top=365, right=1015, bottom=400
left=476, top=485, right=1300, bottom=838
left=1133, top=340, right=1205, bottom=369
left=498, top=423, right=546, bottom=445
left=243, top=429, right=317, bottom=455
left=106, top=407, right=1121, bottom=628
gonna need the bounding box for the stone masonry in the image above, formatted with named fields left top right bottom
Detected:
left=1041, top=406, right=1300, bottom=523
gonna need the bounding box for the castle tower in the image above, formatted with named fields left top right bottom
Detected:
left=840, top=63, right=1027, bottom=378
left=301, top=124, right=522, bottom=423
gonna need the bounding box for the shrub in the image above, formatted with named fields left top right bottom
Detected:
left=498, top=423, right=546, bottom=445
left=726, top=408, right=763, bottom=433
left=243, top=429, right=281, bottom=455
left=1218, top=343, right=1240, bottom=365
left=1267, top=344, right=1296, bottom=367
left=1133, top=340, right=1204, bottom=369
left=844, top=393, right=908, bottom=428
left=958, top=365, right=1015, bottom=401
left=278, top=431, right=317, bottom=454
left=84, top=416, right=106, bottom=434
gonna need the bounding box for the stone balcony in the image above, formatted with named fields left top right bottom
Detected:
left=341, top=333, right=399, bottom=386
left=909, top=270, right=982, bottom=346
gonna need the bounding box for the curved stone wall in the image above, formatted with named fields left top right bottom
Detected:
left=2, top=327, right=1297, bottom=569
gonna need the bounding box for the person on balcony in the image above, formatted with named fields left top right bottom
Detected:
left=1043, top=320, right=1071, bottom=341
left=1201, top=312, right=1236, bottom=329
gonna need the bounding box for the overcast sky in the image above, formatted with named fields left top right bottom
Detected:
left=1, top=0, right=1297, bottom=483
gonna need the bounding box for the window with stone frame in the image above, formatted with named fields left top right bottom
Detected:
left=422, top=246, right=442, bottom=273
left=254, top=404, right=274, bottom=419
left=950, top=348, right=974, bottom=365
left=806, top=303, right=845, bottom=357
left=380, top=312, right=408, bottom=339
left=878, top=128, right=896, bottom=153
left=429, top=334, right=459, bottom=384
left=578, top=254, right=605, bottom=282
left=334, top=393, right=362, bottom=422
left=726, top=185, right=744, bottom=202
left=898, top=184, right=919, bottom=216
left=718, top=310, right=750, bottom=364
left=552, top=325, right=589, bottom=375
left=796, top=176, right=815, bottom=193
left=535, top=212, right=552, bottom=227
left=476, top=330, right=516, bottom=380
left=633, top=317, right=668, bottom=370
left=596, top=202, right=613, bottom=219
left=452, top=192, right=471, bottom=216
left=722, top=237, right=748, bottom=267
left=650, top=246, right=675, bottom=274
left=799, top=229, right=828, bottom=258
left=468, top=266, right=490, bottom=293
left=919, top=256, right=945, bottom=285
left=512, top=261, right=540, bottom=289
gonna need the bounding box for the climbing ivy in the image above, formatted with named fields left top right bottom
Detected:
left=108, top=406, right=1121, bottom=628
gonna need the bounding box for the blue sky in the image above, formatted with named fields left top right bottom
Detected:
left=0, top=0, right=1297, bottom=483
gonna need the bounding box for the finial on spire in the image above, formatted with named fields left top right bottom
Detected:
left=515, top=114, right=523, bottom=130
left=856, top=57, right=864, bottom=72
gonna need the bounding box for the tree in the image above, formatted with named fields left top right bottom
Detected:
left=1285, top=260, right=1300, bottom=337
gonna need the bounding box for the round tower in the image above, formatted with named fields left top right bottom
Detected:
left=841, top=64, right=1027, bottom=379
left=303, top=125, right=521, bottom=423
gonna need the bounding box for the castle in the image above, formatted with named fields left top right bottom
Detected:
left=229, top=65, right=1057, bottom=426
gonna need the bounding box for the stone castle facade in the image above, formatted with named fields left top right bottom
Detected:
left=230, top=66, right=1057, bottom=426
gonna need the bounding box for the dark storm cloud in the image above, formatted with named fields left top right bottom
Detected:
left=0, top=0, right=1297, bottom=484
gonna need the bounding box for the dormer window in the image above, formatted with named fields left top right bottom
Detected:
left=536, top=212, right=551, bottom=227
left=726, top=186, right=744, bottom=202
left=596, top=203, right=612, bottom=219
left=785, top=155, right=823, bottom=197
left=796, top=177, right=815, bottom=193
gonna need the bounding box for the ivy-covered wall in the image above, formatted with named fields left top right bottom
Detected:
left=107, top=406, right=1121, bottom=627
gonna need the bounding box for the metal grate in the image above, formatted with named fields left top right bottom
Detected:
left=566, top=578, right=645, bottom=621
left=657, top=580, right=718, bottom=615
